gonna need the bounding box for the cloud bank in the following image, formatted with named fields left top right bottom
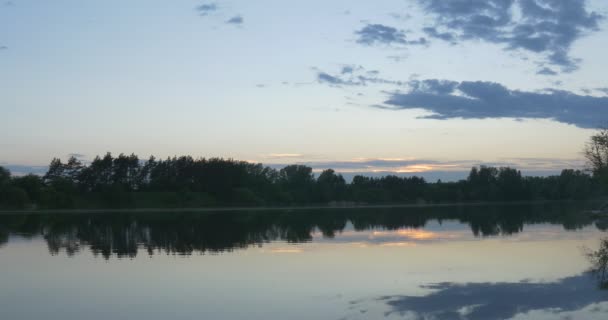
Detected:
left=417, top=0, right=603, bottom=72
left=383, top=79, right=608, bottom=128
left=265, top=157, right=583, bottom=177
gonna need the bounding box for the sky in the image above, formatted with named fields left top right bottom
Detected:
left=1, top=0, right=608, bottom=179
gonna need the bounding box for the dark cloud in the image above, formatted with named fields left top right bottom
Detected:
left=536, top=67, right=557, bottom=76
left=316, top=67, right=405, bottom=87
left=356, top=24, right=427, bottom=46
left=317, top=72, right=359, bottom=86
left=196, top=3, right=218, bottom=16
left=375, top=273, right=608, bottom=320
left=317, top=72, right=405, bottom=87
left=422, top=26, right=455, bottom=42
left=383, top=79, right=608, bottom=128
left=226, top=15, right=243, bottom=25
left=356, top=24, right=405, bottom=45
left=0, top=45, right=7, bottom=50
left=418, top=0, right=603, bottom=72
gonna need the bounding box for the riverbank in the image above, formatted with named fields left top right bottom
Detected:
left=0, top=200, right=596, bottom=215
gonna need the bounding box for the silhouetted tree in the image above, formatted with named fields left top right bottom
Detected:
left=496, top=167, right=526, bottom=200
left=0, top=166, right=29, bottom=209
left=0, top=156, right=600, bottom=210
left=584, top=128, right=608, bottom=186
left=11, top=174, right=44, bottom=204
left=278, top=165, right=315, bottom=203
left=586, top=238, right=608, bottom=289
left=0, top=166, right=10, bottom=186
left=316, top=169, right=346, bottom=202
left=468, top=166, right=499, bottom=200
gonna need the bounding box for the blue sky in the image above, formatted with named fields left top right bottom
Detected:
left=1, top=0, right=607, bottom=178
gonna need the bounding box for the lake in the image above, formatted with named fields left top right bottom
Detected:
left=1, top=203, right=608, bottom=320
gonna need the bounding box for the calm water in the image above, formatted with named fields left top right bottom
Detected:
left=1, top=203, right=608, bottom=320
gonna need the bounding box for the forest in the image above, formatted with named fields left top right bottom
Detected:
left=0, top=152, right=600, bottom=210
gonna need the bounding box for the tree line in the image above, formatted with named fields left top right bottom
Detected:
left=0, top=152, right=600, bottom=209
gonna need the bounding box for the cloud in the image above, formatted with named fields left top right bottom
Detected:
left=316, top=66, right=405, bottom=87
left=264, top=157, right=582, bottom=178
left=374, top=273, right=607, bottom=320
left=317, top=72, right=358, bottom=86
left=356, top=24, right=406, bottom=45
left=422, top=27, right=455, bottom=42
left=298, top=158, right=465, bottom=173
left=383, top=79, right=608, bottom=128
left=0, top=46, right=7, bottom=50
left=355, top=24, right=427, bottom=46
left=226, top=15, right=243, bottom=25
left=536, top=67, right=557, bottom=76
left=196, top=3, right=218, bottom=16
left=417, top=0, right=603, bottom=72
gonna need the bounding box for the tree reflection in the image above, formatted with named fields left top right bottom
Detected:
left=0, top=202, right=597, bottom=259
left=587, top=238, right=608, bottom=289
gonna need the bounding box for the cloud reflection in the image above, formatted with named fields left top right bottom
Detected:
left=364, top=273, right=608, bottom=320
left=371, top=229, right=446, bottom=241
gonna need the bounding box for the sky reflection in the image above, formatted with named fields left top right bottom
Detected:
left=1, top=208, right=608, bottom=320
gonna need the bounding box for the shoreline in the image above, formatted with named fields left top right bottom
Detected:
left=0, top=200, right=589, bottom=215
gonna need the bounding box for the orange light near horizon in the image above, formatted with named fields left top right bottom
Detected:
left=268, top=153, right=304, bottom=158
left=396, top=164, right=462, bottom=173
left=396, top=165, right=435, bottom=173
left=371, top=229, right=440, bottom=240
left=351, top=157, right=416, bottom=162
left=379, top=241, right=417, bottom=247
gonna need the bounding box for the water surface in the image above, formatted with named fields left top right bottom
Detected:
left=1, top=203, right=607, bottom=319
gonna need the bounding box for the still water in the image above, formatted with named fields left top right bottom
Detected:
left=1, top=203, right=608, bottom=320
